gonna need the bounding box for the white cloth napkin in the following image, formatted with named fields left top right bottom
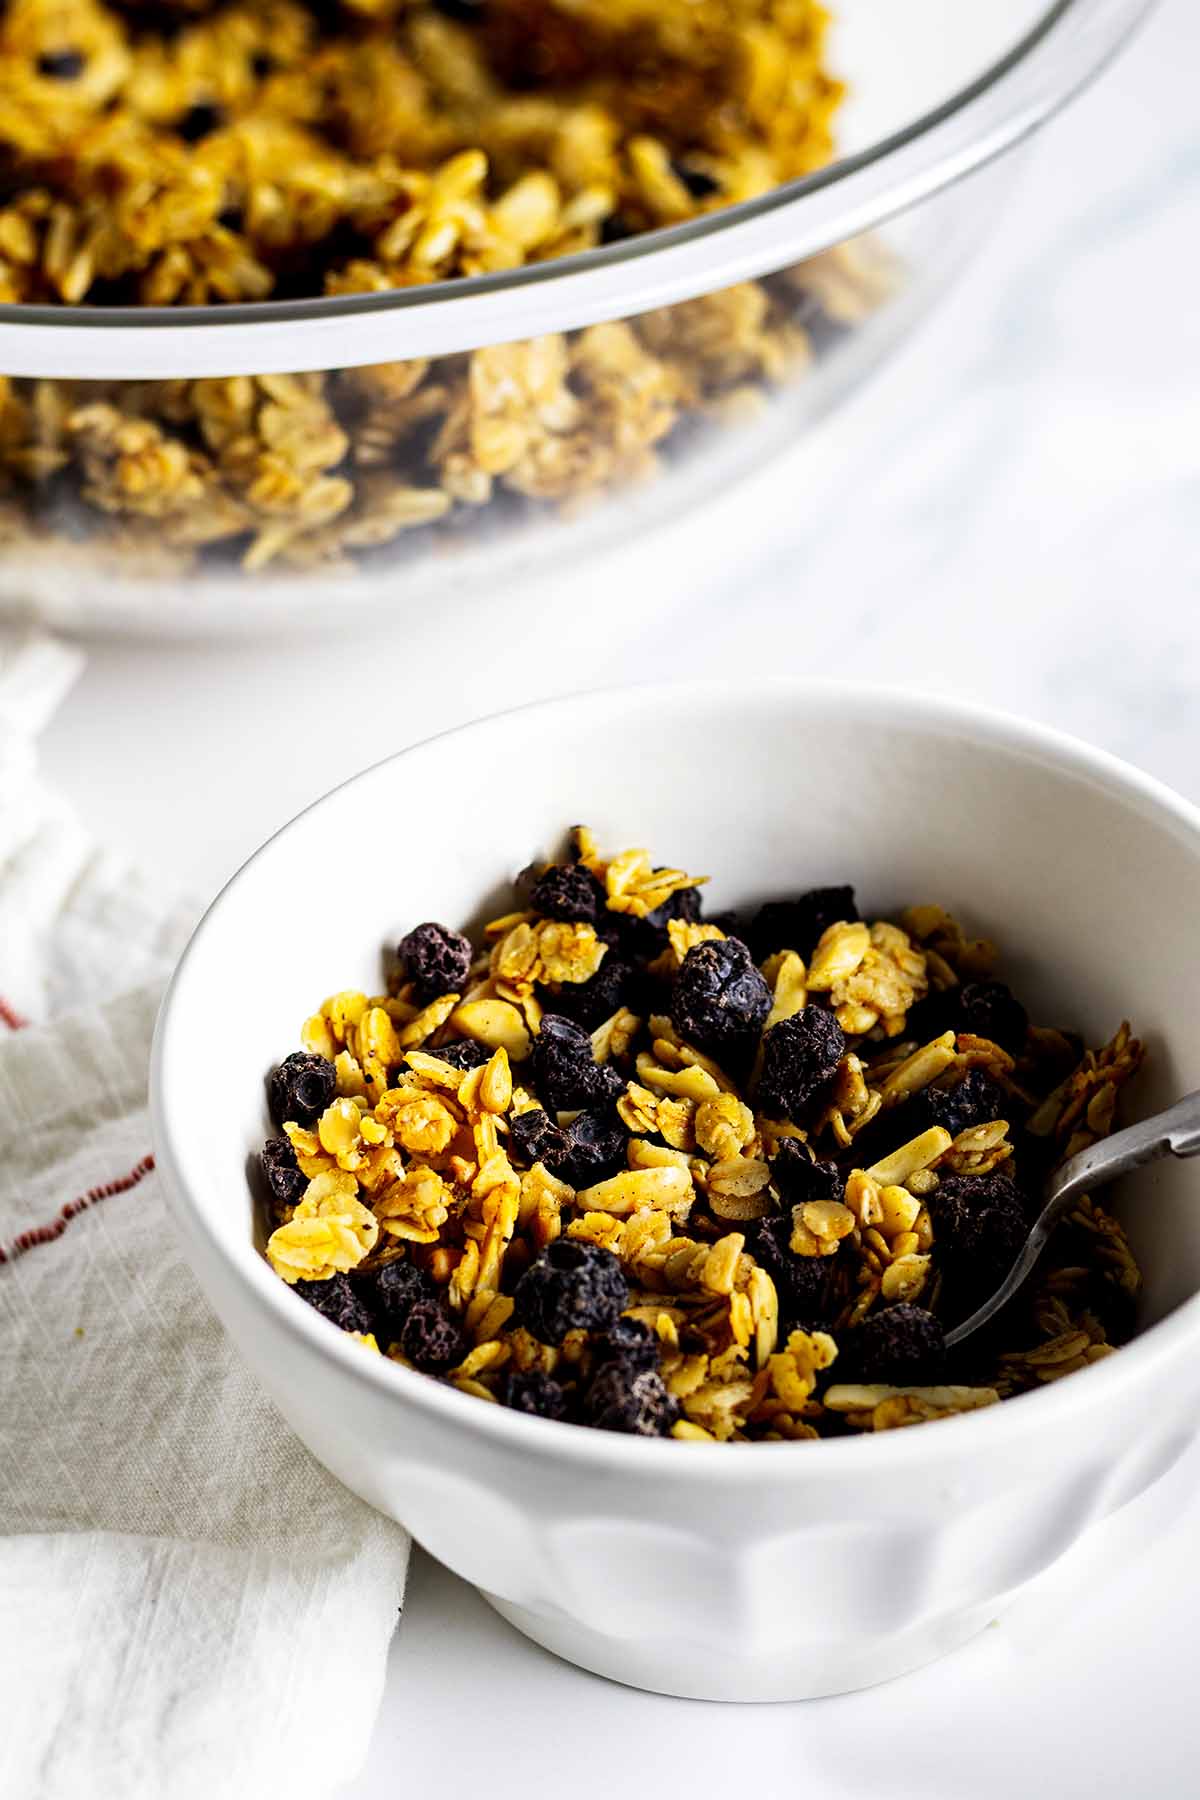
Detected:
left=0, top=633, right=410, bottom=1800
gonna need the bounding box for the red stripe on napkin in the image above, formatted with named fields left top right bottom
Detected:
left=0, top=1154, right=156, bottom=1264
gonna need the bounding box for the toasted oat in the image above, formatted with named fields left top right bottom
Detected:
left=266, top=1173, right=379, bottom=1281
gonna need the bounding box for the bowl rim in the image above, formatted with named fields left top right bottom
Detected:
left=0, top=0, right=1154, bottom=380
left=151, top=676, right=1200, bottom=1475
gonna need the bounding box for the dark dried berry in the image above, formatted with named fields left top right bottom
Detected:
left=649, top=885, right=702, bottom=929
left=512, top=1239, right=627, bottom=1344
left=510, top=1102, right=626, bottom=1187
left=617, top=885, right=703, bottom=958
left=929, top=1171, right=1030, bottom=1319
left=953, top=980, right=1029, bottom=1053
left=37, top=49, right=86, bottom=78
left=176, top=100, right=225, bottom=141
left=432, top=1037, right=492, bottom=1071
left=750, top=886, right=858, bottom=960
left=600, top=211, right=634, bottom=245
left=670, top=937, right=771, bottom=1060
left=769, top=1139, right=845, bottom=1207
left=757, top=1007, right=846, bottom=1124
left=932, top=1170, right=1031, bottom=1244
left=842, top=1304, right=945, bottom=1384
left=400, top=1298, right=467, bottom=1372
left=904, top=1069, right=1011, bottom=1141
left=547, top=956, right=636, bottom=1028
left=592, top=1316, right=659, bottom=1369
left=670, top=158, right=720, bottom=198
left=560, top=1105, right=627, bottom=1187
left=586, top=1363, right=678, bottom=1436
left=260, top=1136, right=307, bottom=1215
left=531, top=1013, right=623, bottom=1111
left=530, top=862, right=605, bottom=924
left=267, top=1051, right=337, bottom=1127
left=747, top=1215, right=841, bottom=1327
left=292, top=1274, right=375, bottom=1335
left=431, top=0, right=486, bottom=20
left=503, top=1369, right=568, bottom=1420
left=916, top=980, right=1030, bottom=1055
left=354, top=1259, right=433, bottom=1337
left=398, top=920, right=473, bottom=1002
left=509, top=1106, right=570, bottom=1172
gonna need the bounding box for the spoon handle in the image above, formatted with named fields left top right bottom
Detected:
left=943, top=1089, right=1200, bottom=1350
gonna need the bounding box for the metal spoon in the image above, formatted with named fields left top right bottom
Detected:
left=943, top=1091, right=1200, bottom=1348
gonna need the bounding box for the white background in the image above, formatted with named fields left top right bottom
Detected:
left=38, top=0, right=1200, bottom=1792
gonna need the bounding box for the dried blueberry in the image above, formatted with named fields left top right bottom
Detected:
left=432, top=1037, right=492, bottom=1071
left=757, top=1007, right=846, bottom=1124
left=431, top=0, right=487, bottom=20
left=509, top=1106, right=570, bottom=1172
left=747, top=1215, right=842, bottom=1327
left=592, top=1316, right=659, bottom=1369
left=585, top=1363, right=678, bottom=1436
left=750, top=886, right=858, bottom=960
left=918, top=980, right=1029, bottom=1054
left=176, top=101, right=225, bottom=142
left=929, top=1171, right=1030, bottom=1319
left=905, top=1069, right=1010, bottom=1140
left=670, top=937, right=771, bottom=1060
left=502, top=1369, right=568, bottom=1420
left=37, top=49, right=86, bottom=78
left=512, top=1239, right=628, bottom=1344
left=933, top=1168, right=1031, bottom=1238
left=547, top=956, right=636, bottom=1028
left=841, top=1304, right=945, bottom=1384
left=670, top=158, right=720, bottom=199
left=292, top=1274, right=375, bottom=1335
left=600, top=211, right=634, bottom=245
left=399, top=1298, right=467, bottom=1372
left=510, top=1102, right=626, bottom=1187
left=530, top=862, right=605, bottom=925
left=531, top=1013, right=624, bottom=1111
left=267, top=1051, right=337, bottom=1127
left=354, top=1259, right=433, bottom=1338
left=260, top=1136, right=307, bottom=1217
left=769, top=1139, right=845, bottom=1208
left=953, top=980, right=1029, bottom=1053
left=617, top=885, right=703, bottom=959
left=398, top=920, right=474, bottom=1002
left=854, top=1067, right=1014, bottom=1169
left=560, top=1105, right=627, bottom=1187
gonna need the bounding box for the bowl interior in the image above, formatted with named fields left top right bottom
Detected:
left=157, top=685, right=1200, bottom=1345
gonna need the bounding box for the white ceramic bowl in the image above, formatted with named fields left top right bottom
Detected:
left=151, top=683, right=1200, bottom=1701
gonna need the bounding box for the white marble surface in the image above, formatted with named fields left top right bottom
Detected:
left=36, top=0, right=1200, bottom=1792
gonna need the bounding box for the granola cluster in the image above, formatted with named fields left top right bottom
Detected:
left=0, top=0, right=895, bottom=580
left=257, top=827, right=1146, bottom=1440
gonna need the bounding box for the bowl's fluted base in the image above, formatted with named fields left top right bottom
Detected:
left=480, top=1591, right=997, bottom=1702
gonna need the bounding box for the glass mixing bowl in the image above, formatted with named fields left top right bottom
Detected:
left=0, top=0, right=1152, bottom=634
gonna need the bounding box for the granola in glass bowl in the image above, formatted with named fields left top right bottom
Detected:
left=0, top=0, right=881, bottom=583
